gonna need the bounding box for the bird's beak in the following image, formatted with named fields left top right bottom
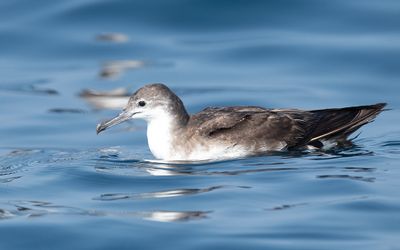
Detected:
left=96, top=110, right=135, bottom=134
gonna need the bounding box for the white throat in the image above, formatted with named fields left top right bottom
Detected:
left=146, top=113, right=177, bottom=160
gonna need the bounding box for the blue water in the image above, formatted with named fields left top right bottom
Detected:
left=1, top=1, right=400, bottom=249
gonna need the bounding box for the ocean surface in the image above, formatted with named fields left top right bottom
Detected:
left=1, top=1, right=400, bottom=249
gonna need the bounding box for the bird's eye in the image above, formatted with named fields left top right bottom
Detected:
left=138, top=101, right=146, bottom=107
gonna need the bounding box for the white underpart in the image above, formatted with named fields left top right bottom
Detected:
left=185, top=141, right=287, bottom=161
left=184, top=144, right=249, bottom=161
left=146, top=111, right=174, bottom=160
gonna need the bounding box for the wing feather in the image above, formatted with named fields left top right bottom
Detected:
left=188, top=107, right=310, bottom=148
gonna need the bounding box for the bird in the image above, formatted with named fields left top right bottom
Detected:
left=96, top=83, right=386, bottom=161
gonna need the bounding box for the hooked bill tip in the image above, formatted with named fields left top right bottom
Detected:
left=96, top=123, right=105, bottom=134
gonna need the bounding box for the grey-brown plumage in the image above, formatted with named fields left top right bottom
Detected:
left=97, top=83, right=386, bottom=161
left=188, top=103, right=386, bottom=150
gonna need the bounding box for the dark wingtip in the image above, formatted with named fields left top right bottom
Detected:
left=374, top=102, right=390, bottom=112
left=350, top=103, right=388, bottom=113
left=373, top=102, right=387, bottom=109
left=366, top=103, right=390, bottom=113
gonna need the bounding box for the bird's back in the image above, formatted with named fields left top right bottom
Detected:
left=186, top=103, right=386, bottom=152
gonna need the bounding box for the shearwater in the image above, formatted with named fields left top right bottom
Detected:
left=96, top=83, right=386, bottom=161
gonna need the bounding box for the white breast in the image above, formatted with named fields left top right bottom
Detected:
left=146, top=116, right=174, bottom=160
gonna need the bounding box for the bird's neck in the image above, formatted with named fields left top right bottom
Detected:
left=146, top=112, right=188, bottom=160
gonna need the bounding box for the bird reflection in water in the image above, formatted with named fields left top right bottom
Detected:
left=139, top=211, right=210, bottom=222
left=0, top=200, right=209, bottom=223
left=94, top=186, right=223, bottom=201
left=93, top=153, right=297, bottom=176
left=79, top=87, right=130, bottom=110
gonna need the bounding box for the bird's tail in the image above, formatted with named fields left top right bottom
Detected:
left=306, top=103, right=387, bottom=148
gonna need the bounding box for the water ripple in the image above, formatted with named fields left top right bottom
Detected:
left=266, top=196, right=370, bottom=212
left=0, top=200, right=210, bottom=222
left=0, top=79, right=58, bottom=95
left=0, top=148, right=100, bottom=183
left=92, top=153, right=303, bottom=177
left=0, top=149, right=42, bottom=183
left=381, top=140, right=400, bottom=147
left=94, top=185, right=223, bottom=201
left=88, top=147, right=386, bottom=177
left=316, top=174, right=375, bottom=183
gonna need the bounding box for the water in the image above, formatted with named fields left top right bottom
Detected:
left=1, top=0, right=400, bottom=249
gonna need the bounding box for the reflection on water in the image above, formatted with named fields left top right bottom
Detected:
left=0, top=200, right=100, bottom=219
left=94, top=186, right=223, bottom=201
left=96, top=33, right=129, bottom=43
left=306, top=146, right=374, bottom=160
left=141, top=210, right=210, bottom=222
left=316, top=174, right=375, bottom=182
left=48, top=108, right=86, bottom=114
left=100, top=60, right=145, bottom=79
left=267, top=203, right=308, bottom=211
left=80, top=88, right=130, bottom=97
left=266, top=195, right=369, bottom=211
left=343, top=166, right=375, bottom=173
left=0, top=200, right=209, bottom=222
left=0, top=79, right=58, bottom=95
left=85, top=144, right=389, bottom=180
left=144, top=164, right=298, bottom=176
left=0, top=176, right=21, bottom=184
left=92, top=156, right=300, bottom=177
left=379, top=139, right=400, bottom=155
left=381, top=140, right=400, bottom=147
left=80, top=87, right=130, bottom=110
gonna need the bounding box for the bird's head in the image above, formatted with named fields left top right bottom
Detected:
left=96, top=83, right=188, bottom=134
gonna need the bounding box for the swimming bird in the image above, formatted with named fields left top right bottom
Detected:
left=96, top=83, right=386, bottom=161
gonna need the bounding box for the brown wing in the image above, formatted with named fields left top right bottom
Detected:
left=189, top=107, right=265, bottom=135
left=188, top=106, right=311, bottom=148
left=187, top=103, right=386, bottom=150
